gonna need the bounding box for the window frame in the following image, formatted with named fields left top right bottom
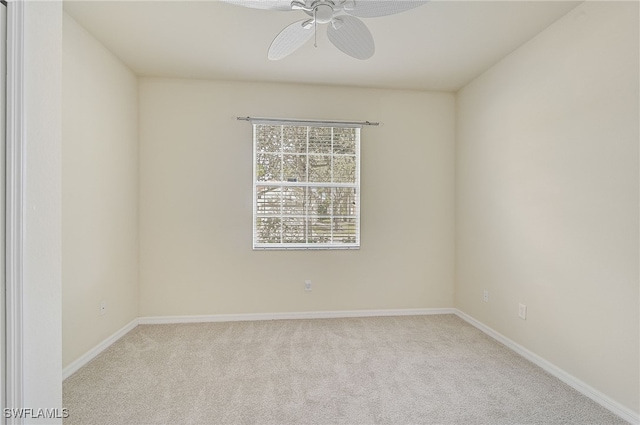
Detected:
left=252, top=122, right=361, bottom=250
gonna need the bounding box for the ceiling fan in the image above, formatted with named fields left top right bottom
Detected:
left=222, top=0, right=428, bottom=60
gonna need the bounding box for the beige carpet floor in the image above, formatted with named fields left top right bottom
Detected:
left=63, top=314, right=627, bottom=424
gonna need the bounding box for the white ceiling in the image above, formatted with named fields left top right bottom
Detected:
left=64, top=0, right=581, bottom=91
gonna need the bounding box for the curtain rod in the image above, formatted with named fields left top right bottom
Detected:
left=236, top=116, right=380, bottom=127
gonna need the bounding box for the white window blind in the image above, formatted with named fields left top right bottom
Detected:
left=253, top=123, right=361, bottom=249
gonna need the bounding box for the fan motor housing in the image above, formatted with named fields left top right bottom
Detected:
left=304, top=0, right=339, bottom=23
left=315, top=4, right=334, bottom=23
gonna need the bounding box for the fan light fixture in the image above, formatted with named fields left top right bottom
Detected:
left=222, top=0, right=428, bottom=60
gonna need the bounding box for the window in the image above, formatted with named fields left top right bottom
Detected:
left=253, top=123, right=360, bottom=249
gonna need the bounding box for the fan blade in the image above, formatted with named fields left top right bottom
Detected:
left=344, top=1, right=427, bottom=18
left=219, top=0, right=294, bottom=11
left=268, top=20, right=314, bottom=60
left=327, top=15, right=374, bottom=60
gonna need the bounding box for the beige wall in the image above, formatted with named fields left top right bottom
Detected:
left=62, top=13, right=139, bottom=368
left=139, top=79, right=455, bottom=316
left=455, top=1, right=639, bottom=414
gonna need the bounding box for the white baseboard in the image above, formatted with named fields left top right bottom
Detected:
left=454, top=309, right=639, bottom=425
left=138, top=308, right=455, bottom=324
left=62, top=318, right=139, bottom=381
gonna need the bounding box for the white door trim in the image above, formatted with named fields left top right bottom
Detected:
left=0, top=2, right=6, bottom=424
left=4, top=1, right=24, bottom=423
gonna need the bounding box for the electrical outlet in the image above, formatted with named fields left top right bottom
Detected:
left=100, top=300, right=107, bottom=316
left=518, top=303, right=527, bottom=320
left=483, top=290, right=489, bottom=303
left=304, top=280, right=312, bottom=292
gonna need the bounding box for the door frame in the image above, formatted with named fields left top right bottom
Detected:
left=0, top=1, right=6, bottom=423
left=4, top=1, right=25, bottom=423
